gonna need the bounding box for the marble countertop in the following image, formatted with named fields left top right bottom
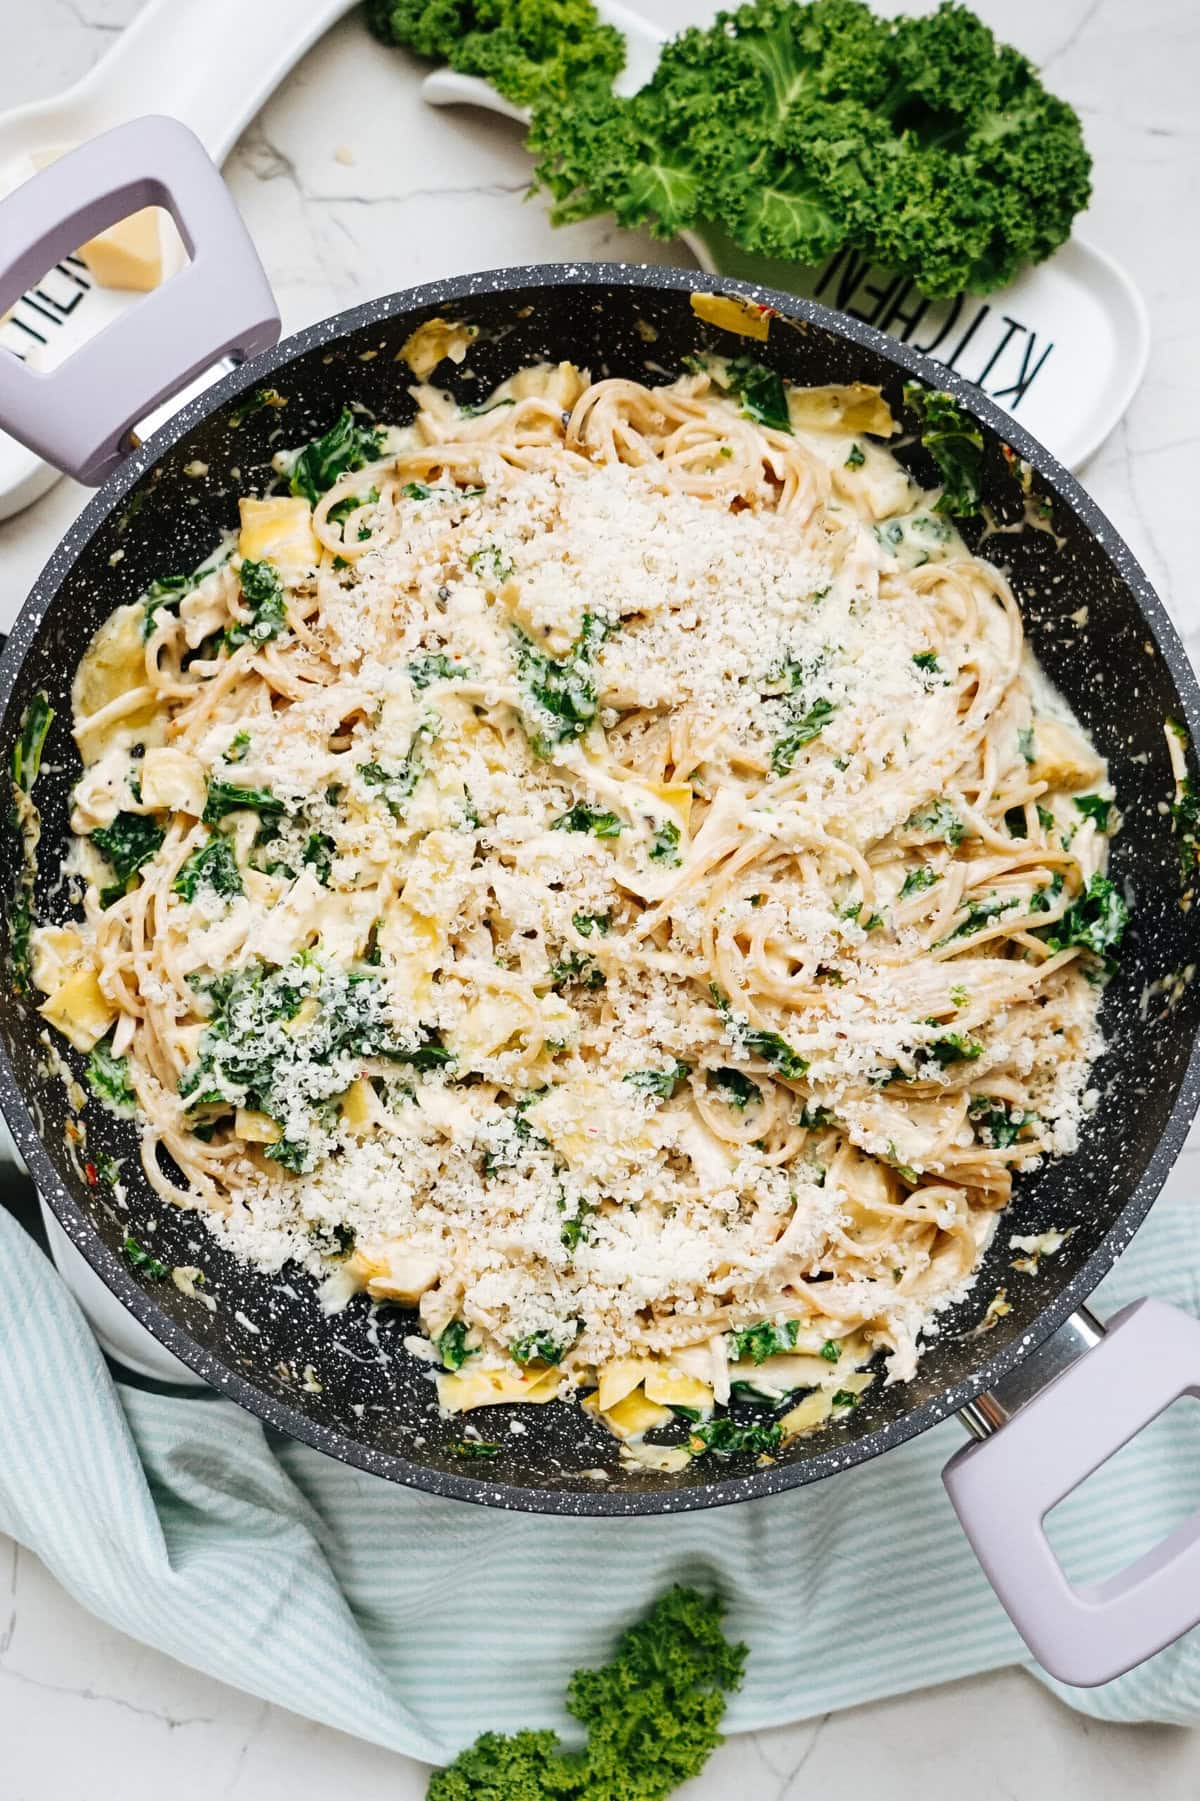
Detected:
left=2, top=0, right=1200, bottom=1794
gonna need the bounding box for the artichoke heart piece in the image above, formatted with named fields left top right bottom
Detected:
left=30, top=925, right=85, bottom=998
left=778, top=1389, right=834, bottom=1438
left=643, top=1367, right=715, bottom=1414
left=1027, top=718, right=1105, bottom=793
left=526, top=1079, right=658, bottom=1169
left=690, top=292, right=771, bottom=341
left=380, top=904, right=444, bottom=1013
left=582, top=1385, right=673, bottom=1441
left=139, top=746, right=206, bottom=816
left=339, top=1077, right=374, bottom=1130
left=237, top=496, right=318, bottom=576
left=235, top=1107, right=282, bottom=1144
left=400, top=317, right=475, bottom=379
left=437, top=1363, right=561, bottom=1412
left=779, top=1369, right=873, bottom=1439
left=38, top=967, right=115, bottom=1052
left=597, top=1357, right=660, bottom=1413
left=788, top=383, right=896, bottom=437
left=72, top=604, right=158, bottom=747
left=366, top=1252, right=442, bottom=1306
left=644, top=781, right=693, bottom=829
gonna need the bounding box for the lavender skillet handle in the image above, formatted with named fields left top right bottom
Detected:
left=944, top=1297, right=1200, bottom=1686
left=0, top=115, right=279, bottom=485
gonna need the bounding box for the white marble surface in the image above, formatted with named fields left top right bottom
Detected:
left=2, top=0, right=1200, bottom=1794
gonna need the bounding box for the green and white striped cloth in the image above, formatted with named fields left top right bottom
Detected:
left=1, top=1182, right=1199, bottom=1762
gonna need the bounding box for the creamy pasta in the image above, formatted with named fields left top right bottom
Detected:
left=31, top=347, right=1125, bottom=1463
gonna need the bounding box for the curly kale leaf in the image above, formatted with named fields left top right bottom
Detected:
left=902, top=384, right=984, bottom=516
left=904, top=797, right=964, bottom=847
left=288, top=407, right=384, bottom=505
left=173, top=834, right=244, bottom=902
left=1074, top=793, right=1114, bottom=832
left=8, top=692, right=53, bottom=993
left=689, top=1417, right=783, bottom=1458
left=771, top=696, right=836, bottom=775
left=728, top=1319, right=799, bottom=1364
left=437, top=1320, right=476, bottom=1370
left=427, top=1586, right=745, bottom=1800
left=357, top=720, right=436, bottom=818
left=968, top=1095, right=1033, bottom=1148
left=624, top=1061, right=691, bottom=1099
left=202, top=779, right=286, bottom=826
left=524, top=0, right=1090, bottom=300
left=1038, top=872, right=1129, bottom=966
left=510, top=1326, right=578, bottom=1366
left=721, top=358, right=791, bottom=433
left=551, top=803, right=623, bottom=838
left=121, top=1235, right=168, bottom=1280
left=736, top=1025, right=808, bottom=1078
left=227, top=558, right=287, bottom=649
left=516, top=614, right=612, bottom=756
left=86, top=1036, right=137, bottom=1115
left=367, top=0, right=625, bottom=109
left=710, top=1067, right=761, bottom=1109
left=92, top=812, right=165, bottom=886
left=408, top=652, right=470, bottom=690
left=919, top=1030, right=983, bottom=1068
left=140, top=541, right=235, bottom=640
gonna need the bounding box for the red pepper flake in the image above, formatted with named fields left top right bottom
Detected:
left=84, top=1161, right=98, bottom=1186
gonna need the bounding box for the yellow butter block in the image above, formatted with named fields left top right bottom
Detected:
left=79, top=207, right=163, bottom=292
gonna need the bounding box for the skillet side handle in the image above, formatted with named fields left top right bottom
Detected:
left=943, top=1296, right=1200, bottom=1687
left=0, top=115, right=279, bottom=485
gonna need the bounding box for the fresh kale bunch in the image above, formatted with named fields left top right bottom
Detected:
left=366, top=0, right=624, bottom=109
left=427, top=1586, right=745, bottom=1799
left=372, top=0, right=1091, bottom=300
left=532, top=0, right=1091, bottom=297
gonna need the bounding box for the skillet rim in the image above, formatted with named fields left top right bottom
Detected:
left=3, top=259, right=1199, bottom=1516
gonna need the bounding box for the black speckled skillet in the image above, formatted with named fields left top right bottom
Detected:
left=2, top=119, right=1200, bottom=1686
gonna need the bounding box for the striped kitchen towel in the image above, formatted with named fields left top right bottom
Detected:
left=0, top=1178, right=1198, bottom=1763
